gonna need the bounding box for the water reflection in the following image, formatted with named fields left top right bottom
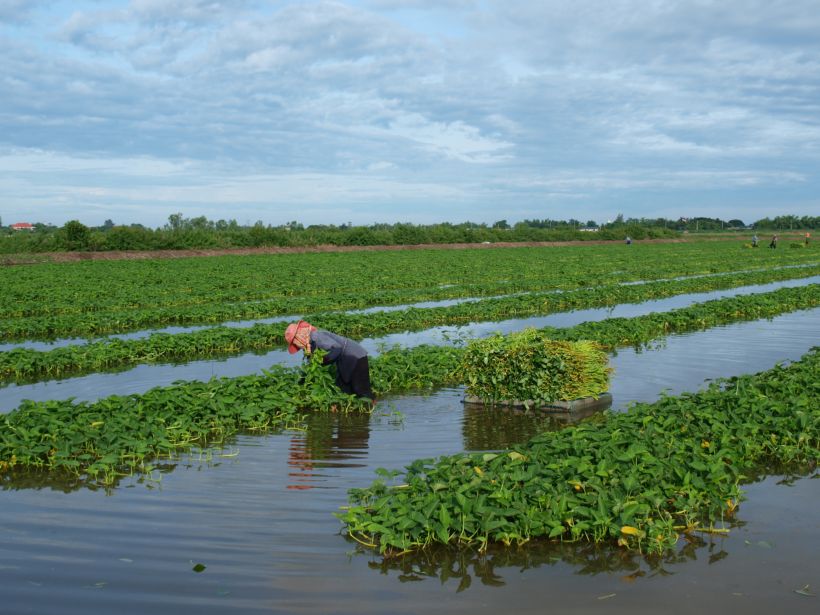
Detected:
left=0, top=398, right=609, bottom=494
left=0, top=460, right=179, bottom=493
left=286, top=412, right=371, bottom=490
left=460, top=398, right=612, bottom=451
left=355, top=531, right=729, bottom=590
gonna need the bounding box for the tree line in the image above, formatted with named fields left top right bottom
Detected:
left=0, top=213, right=816, bottom=254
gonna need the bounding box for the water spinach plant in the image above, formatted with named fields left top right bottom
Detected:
left=338, top=348, right=819, bottom=555
left=462, top=332, right=611, bottom=405
left=4, top=242, right=814, bottom=318
left=2, top=244, right=817, bottom=340
left=1, top=276, right=817, bottom=385
left=0, top=352, right=371, bottom=485
left=0, top=346, right=463, bottom=485
left=1, top=287, right=817, bottom=486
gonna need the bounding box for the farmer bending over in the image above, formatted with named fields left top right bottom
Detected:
left=285, top=320, right=375, bottom=404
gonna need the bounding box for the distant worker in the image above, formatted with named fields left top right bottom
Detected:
left=769, top=234, right=778, bottom=249
left=806, top=232, right=811, bottom=246
left=625, top=235, right=632, bottom=245
left=751, top=234, right=759, bottom=247
left=285, top=320, right=375, bottom=403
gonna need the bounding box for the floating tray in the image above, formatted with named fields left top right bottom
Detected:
left=462, top=392, right=613, bottom=415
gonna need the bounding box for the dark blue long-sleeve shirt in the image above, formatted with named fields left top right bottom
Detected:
left=309, top=330, right=367, bottom=383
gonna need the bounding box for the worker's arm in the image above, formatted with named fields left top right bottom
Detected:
left=310, top=331, right=344, bottom=364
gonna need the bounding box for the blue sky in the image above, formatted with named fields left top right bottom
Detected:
left=1, top=0, right=819, bottom=228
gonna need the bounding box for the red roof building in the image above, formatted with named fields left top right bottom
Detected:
left=10, top=222, right=34, bottom=231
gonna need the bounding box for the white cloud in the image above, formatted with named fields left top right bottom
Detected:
left=382, top=113, right=513, bottom=162
left=608, top=122, right=724, bottom=155
left=130, top=0, right=256, bottom=24
left=0, top=0, right=818, bottom=226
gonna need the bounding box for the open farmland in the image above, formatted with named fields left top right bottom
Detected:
left=1, top=241, right=818, bottom=615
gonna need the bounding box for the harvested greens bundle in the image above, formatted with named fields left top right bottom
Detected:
left=462, top=329, right=611, bottom=405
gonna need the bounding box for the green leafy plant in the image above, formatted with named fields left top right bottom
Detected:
left=338, top=348, right=820, bottom=555
left=1, top=276, right=817, bottom=384
left=2, top=241, right=817, bottom=339
left=462, top=331, right=610, bottom=405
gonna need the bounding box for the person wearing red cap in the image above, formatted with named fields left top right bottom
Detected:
left=284, top=320, right=375, bottom=403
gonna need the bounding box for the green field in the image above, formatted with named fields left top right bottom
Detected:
left=1, top=241, right=817, bottom=556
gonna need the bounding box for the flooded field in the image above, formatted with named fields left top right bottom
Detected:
left=2, top=276, right=817, bottom=412
left=1, top=309, right=818, bottom=614
left=1, top=273, right=817, bottom=354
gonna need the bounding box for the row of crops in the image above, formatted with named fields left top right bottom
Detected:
left=1, top=242, right=816, bottom=338
left=1, top=242, right=818, bottom=556
left=340, top=347, right=818, bottom=554
left=2, top=266, right=818, bottom=383
left=2, top=283, right=817, bottom=484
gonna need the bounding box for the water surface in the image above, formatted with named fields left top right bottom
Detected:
left=1, top=312, right=818, bottom=614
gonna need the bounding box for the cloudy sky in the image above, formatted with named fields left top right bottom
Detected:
left=1, top=0, right=819, bottom=228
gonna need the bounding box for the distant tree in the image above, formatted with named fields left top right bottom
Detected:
left=392, top=222, right=428, bottom=245
left=771, top=215, right=799, bottom=230
left=492, top=219, right=510, bottom=229
left=101, top=219, right=115, bottom=231
left=104, top=225, right=152, bottom=250
left=187, top=215, right=212, bottom=230
left=727, top=219, right=745, bottom=228
left=62, top=220, right=90, bottom=248
left=167, top=213, right=184, bottom=231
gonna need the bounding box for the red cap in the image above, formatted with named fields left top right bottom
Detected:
left=284, top=320, right=313, bottom=354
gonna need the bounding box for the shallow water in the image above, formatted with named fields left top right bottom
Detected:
left=375, top=276, right=820, bottom=348
left=1, top=311, right=819, bottom=614
left=1, top=411, right=816, bottom=614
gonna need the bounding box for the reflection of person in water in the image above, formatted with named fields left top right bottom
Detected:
left=287, top=412, right=371, bottom=490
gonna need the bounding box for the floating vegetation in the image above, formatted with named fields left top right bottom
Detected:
left=0, top=352, right=369, bottom=485
left=544, top=284, right=820, bottom=351
left=338, top=348, right=819, bottom=555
